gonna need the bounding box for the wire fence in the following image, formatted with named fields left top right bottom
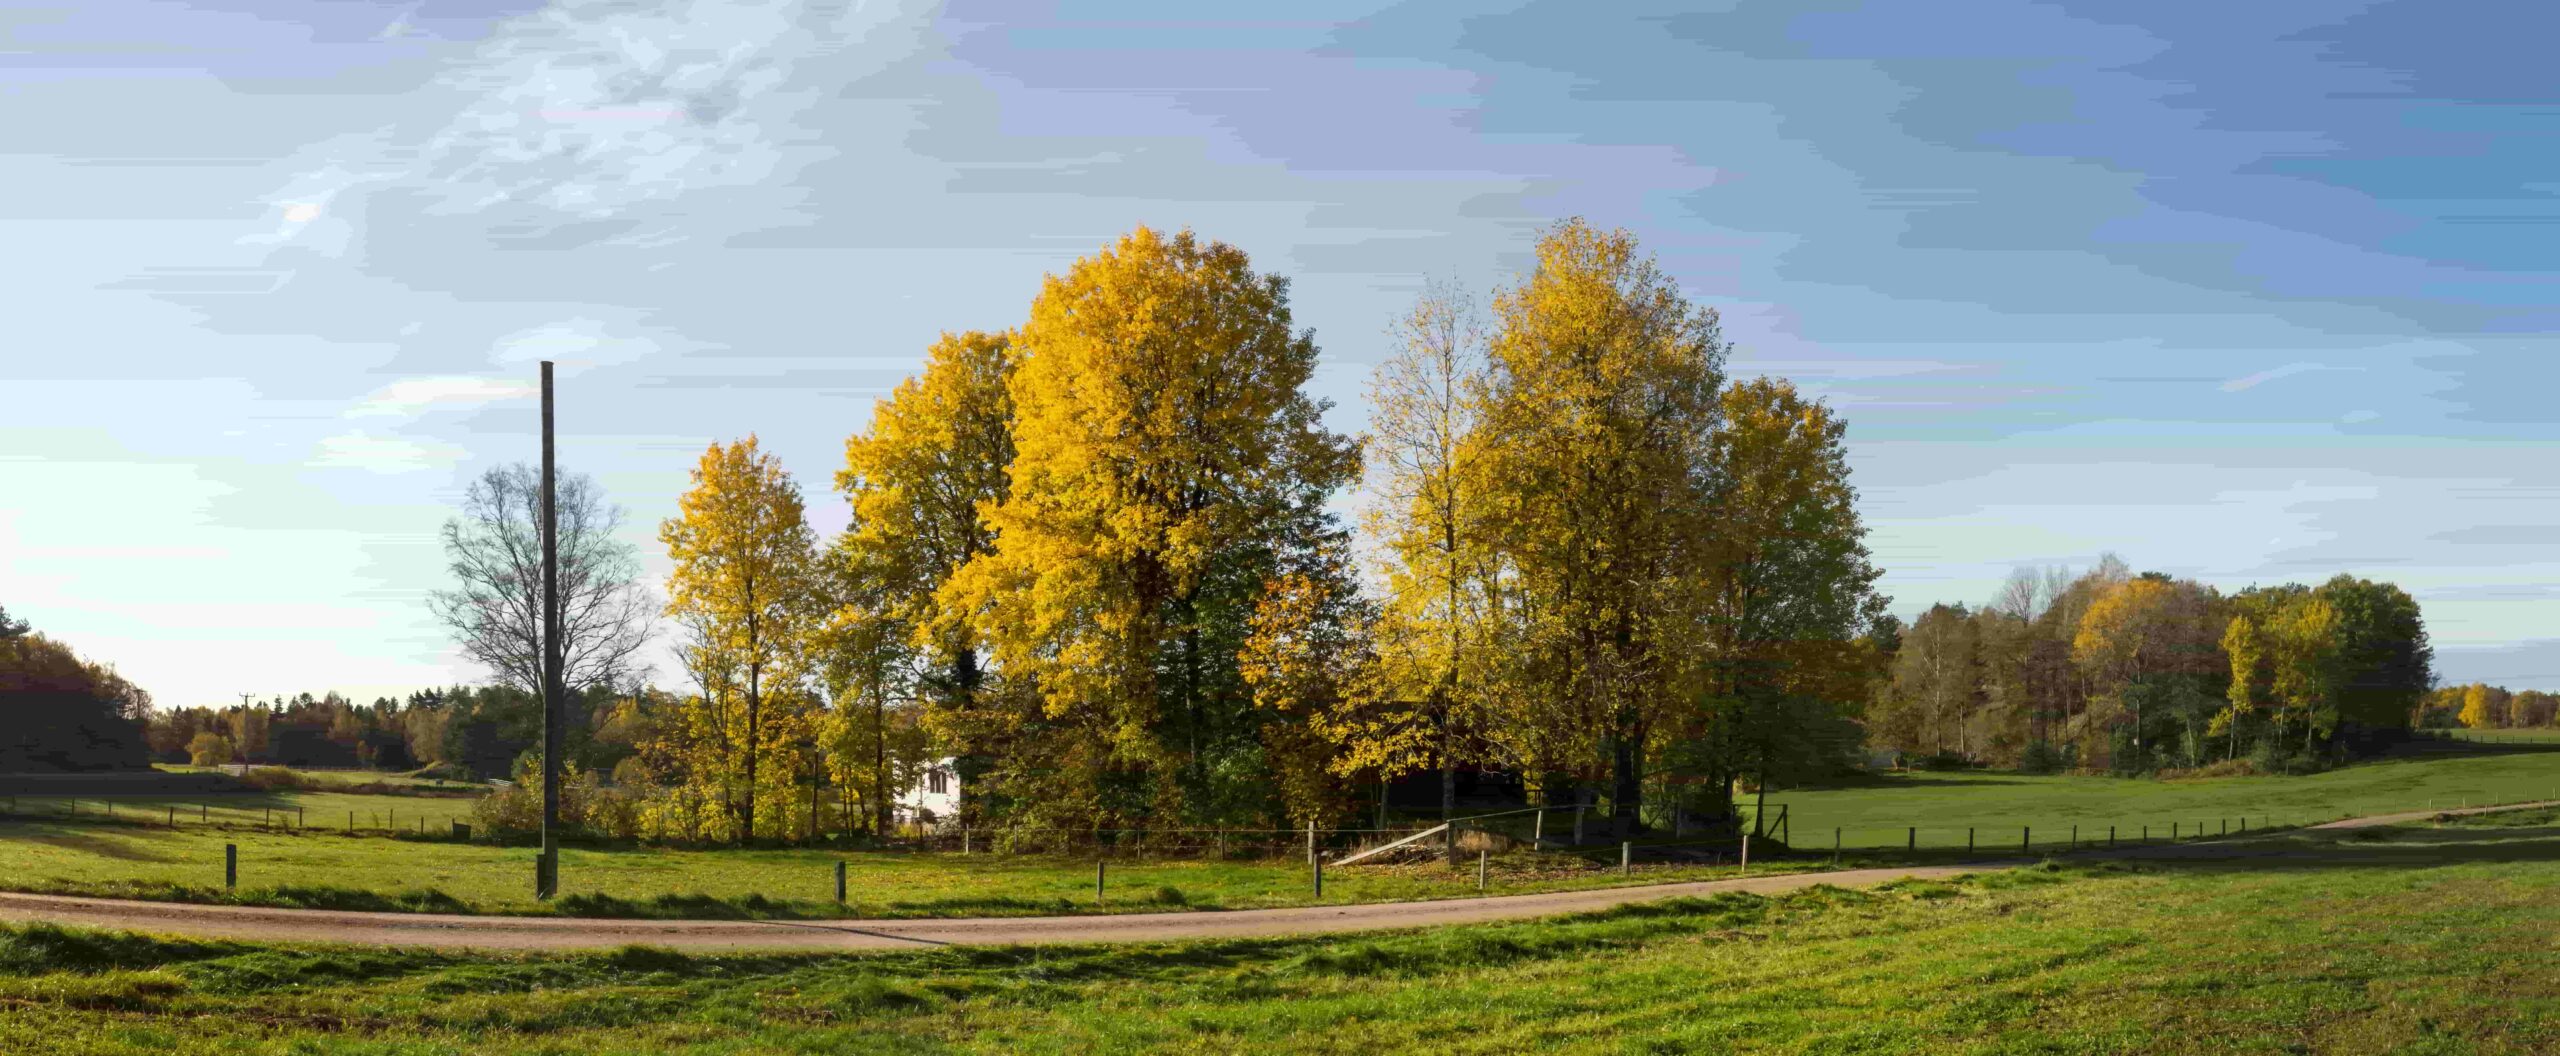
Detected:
left=9, top=791, right=2550, bottom=862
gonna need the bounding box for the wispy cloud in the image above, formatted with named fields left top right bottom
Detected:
left=312, top=430, right=465, bottom=474
left=347, top=377, right=537, bottom=418
left=2220, top=362, right=2329, bottom=392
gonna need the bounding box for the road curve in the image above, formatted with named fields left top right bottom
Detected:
left=0, top=800, right=2548, bottom=953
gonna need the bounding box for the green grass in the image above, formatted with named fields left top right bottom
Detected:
left=1746, top=740, right=2560, bottom=849
left=4, top=789, right=482, bottom=835
left=13, top=743, right=2560, bottom=920
left=10, top=815, right=2560, bottom=1052
left=2427, top=728, right=2560, bottom=746
left=0, top=816, right=1813, bottom=919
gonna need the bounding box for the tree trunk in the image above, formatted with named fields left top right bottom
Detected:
left=1611, top=715, right=1643, bottom=837
left=873, top=674, right=890, bottom=837
left=744, top=668, right=760, bottom=844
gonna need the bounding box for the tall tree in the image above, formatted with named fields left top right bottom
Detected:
left=1478, top=218, right=1725, bottom=835
left=2267, top=596, right=2345, bottom=757
left=1693, top=377, right=1888, bottom=832
left=1360, top=279, right=1499, bottom=851
left=2216, top=615, right=2263, bottom=761
left=1880, top=604, right=1981, bottom=758
left=429, top=464, right=655, bottom=694
left=2313, top=575, right=2432, bottom=735
left=941, top=226, right=1359, bottom=827
left=836, top=330, right=1015, bottom=723
left=660, top=436, right=820, bottom=841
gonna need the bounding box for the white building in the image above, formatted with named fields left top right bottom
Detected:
left=903, top=756, right=961, bottom=830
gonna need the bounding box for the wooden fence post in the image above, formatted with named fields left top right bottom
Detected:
left=1096, top=859, right=1105, bottom=901
left=1478, top=849, right=1488, bottom=894
left=1907, top=826, right=1915, bottom=852
left=1832, top=827, right=1841, bottom=865
left=1620, top=841, right=1631, bottom=876
left=1968, top=827, right=1975, bottom=853
left=224, top=843, right=237, bottom=890
left=1740, top=831, right=1751, bottom=875
left=2022, top=826, right=2031, bottom=853
left=835, top=860, right=846, bottom=904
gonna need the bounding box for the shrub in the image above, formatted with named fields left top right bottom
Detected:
left=236, top=766, right=310, bottom=792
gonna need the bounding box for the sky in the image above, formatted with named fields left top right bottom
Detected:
left=3, top=0, right=2556, bottom=708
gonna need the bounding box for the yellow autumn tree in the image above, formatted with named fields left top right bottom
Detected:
left=830, top=329, right=1015, bottom=831
left=2267, top=596, right=2344, bottom=759
left=938, top=226, right=1359, bottom=828
left=2458, top=682, right=2498, bottom=729
left=1356, top=279, right=1503, bottom=844
left=1238, top=541, right=1375, bottom=827
left=1476, top=218, right=1725, bottom=835
left=836, top=330, right=1013, bottom=713
left=2213, top=614, right=2262, bottom=760
left=658, top=435, right=820, bottom=842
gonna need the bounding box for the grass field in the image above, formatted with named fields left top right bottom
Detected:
left=1747, top=740, right=2560, bottom=849
left=2427, top=728, right=2560, bottom=745
left=0, top=816, right=1823, bottom=919
left=9, top=743, right=2560, bottom=919
left=4, top=790, right=484, bottom=837
left=9, top=812, right=2560, bottom=1053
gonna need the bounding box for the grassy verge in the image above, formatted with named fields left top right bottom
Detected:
left=10, top=815, right=2560, bottom=1052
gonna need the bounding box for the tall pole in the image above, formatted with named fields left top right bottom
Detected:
left=538, top=361, right=564, bottom=899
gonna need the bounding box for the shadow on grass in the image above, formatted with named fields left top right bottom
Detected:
left=0, top=820, right=184, bottom=863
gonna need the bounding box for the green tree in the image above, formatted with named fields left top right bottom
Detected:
left=1691, top=377, right=1887, bottom=833
left=2313, top=575, right=2432, bottom=735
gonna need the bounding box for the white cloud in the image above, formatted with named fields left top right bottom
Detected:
left=348, top=376, right=538, bottom=418
left=489, top=318, right=658, bottom=370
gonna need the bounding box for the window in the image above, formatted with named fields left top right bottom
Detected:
left=927, top=769, right=948, bottom=795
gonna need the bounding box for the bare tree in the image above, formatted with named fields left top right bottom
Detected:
left=429, top=463, right=654, bottom=694
left=1991, top=567, right=2043, bottom=620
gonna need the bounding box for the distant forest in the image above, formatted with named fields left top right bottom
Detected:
left=1866, top=559, right=2433, bottom=774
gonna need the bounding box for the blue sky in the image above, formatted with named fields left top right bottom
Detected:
left=4, top=0, right=2555, bottom=706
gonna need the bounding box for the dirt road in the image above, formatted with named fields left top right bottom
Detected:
left=0, top=800, right=2546, bottom=953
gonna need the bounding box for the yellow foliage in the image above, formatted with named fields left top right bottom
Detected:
left=938, top=226, right=1356, bottom=817
left=657, top=435, right=821, bottom=840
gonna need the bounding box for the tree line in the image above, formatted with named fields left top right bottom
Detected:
left=1866, top=559, right=2433, bottom=773
left=605, top=220, right=1888, bottom=844
left=141, top=685, right=665, bottom=779
left=2424, top=682, right=2560, bottom=730
left=0, top=603, right=151, bottom=772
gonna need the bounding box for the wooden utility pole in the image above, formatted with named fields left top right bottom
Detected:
left=537, top=361, right=564, bottom=899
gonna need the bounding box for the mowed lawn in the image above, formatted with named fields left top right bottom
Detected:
left=10, top=813, right=2560, bottom=1053
left=1752, top=742, right=2560, bottom=849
